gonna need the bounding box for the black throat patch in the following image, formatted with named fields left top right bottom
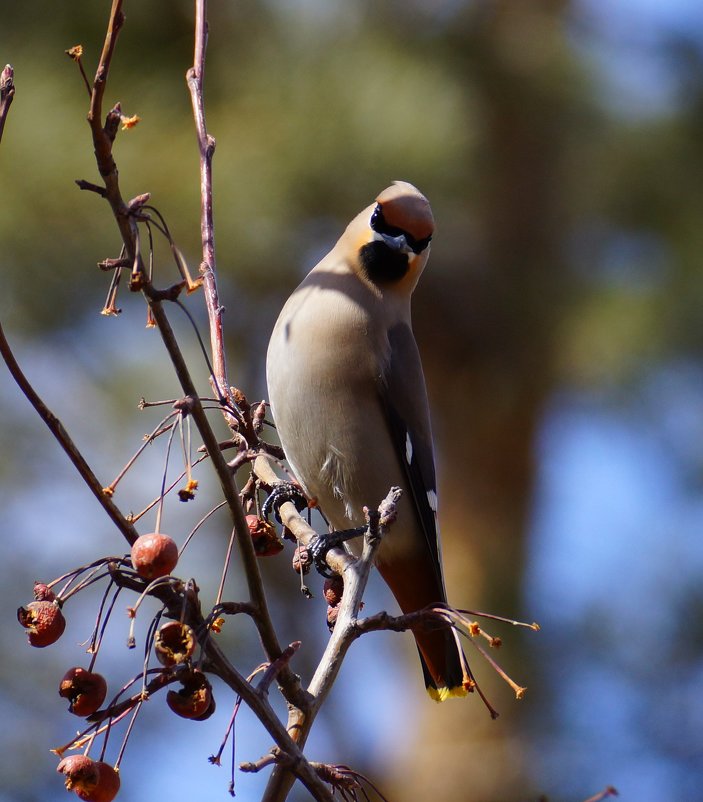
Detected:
left=359, top=241, right=410, bottom=285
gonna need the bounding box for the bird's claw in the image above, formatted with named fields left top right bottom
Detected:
left=307, top=534, right=336, bottom=578
left=308, top=526, right=366, bottom=577
left=262, top=482, right=308, bottom=524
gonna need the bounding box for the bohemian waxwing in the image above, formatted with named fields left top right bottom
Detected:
left=266, top=181, right=467, bottom=700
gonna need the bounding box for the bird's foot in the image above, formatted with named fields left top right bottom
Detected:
left=308, top=526, right=366, bottom=577
left=261, top=481, right=308, bottom=523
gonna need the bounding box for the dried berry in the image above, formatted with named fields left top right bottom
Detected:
left=57, top=755, right=100, bottom=794
left=59, top=667, right=108, bottom=717
left=17, top=600, right=66, bottom=647
left=154, top=621, right=196, bottom=667
left=323, top=576, right=344, bottom=607
left=292, top=545, right=311, bottom=575
left=77, top=761, right=120, bottom=802
left=245, top=515, right=284, bottom=557
left=166, top=669, right=214, bottom=720
left=130, top=532, right=178, bottom=579
left=192, top=693, right=216, bottom=721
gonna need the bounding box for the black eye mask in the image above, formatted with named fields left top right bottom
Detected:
left=370, top=204, right=432, bottom=255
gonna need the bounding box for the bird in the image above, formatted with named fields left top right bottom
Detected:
left=266, top=181, right=467, bottom=701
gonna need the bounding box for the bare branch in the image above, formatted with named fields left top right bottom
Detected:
left=186, top=0, right=230, bottom=412
left=262, top=489, right=402, bottom=802
left=179, top=0, right=308, bottom=710
left=67, top=1, right=306, bottom=718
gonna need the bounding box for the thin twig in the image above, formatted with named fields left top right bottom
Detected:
left=87, top=0, right=127, bottom=214
left=214, top=527, right=236, bottom=608
left=103, top=410, right=178, bottom=496
left=185, top=0, right=231, bottom=412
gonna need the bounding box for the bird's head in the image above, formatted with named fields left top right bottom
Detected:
left=371, top=181, right=434, bottom=255
left=352, top=181, right=434, bottom=294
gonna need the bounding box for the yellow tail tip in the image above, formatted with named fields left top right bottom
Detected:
left=427, top=684, right=469, bottom=702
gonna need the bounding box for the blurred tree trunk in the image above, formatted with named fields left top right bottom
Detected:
left=390, top=3, right=575, bottom=799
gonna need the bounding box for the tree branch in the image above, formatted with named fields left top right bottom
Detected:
left=186, top=0, right=229, bottom=406
left=180, top=0, right=307, bottom=709
left=5, top=7, right=412, bottom=801
left=262, top=489, right=403, bottom=802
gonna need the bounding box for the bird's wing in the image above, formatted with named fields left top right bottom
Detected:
left=378, top=322, right=445, bottom=594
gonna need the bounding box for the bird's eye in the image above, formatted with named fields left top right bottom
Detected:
left=370, top=204, right=432, bottom=255
left=370, top=204, right=383, bottom=231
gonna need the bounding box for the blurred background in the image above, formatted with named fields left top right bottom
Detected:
left=2, top=1, right=703, bottom=800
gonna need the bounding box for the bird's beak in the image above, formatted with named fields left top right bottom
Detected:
left=374, top=231, right=414, bottom=255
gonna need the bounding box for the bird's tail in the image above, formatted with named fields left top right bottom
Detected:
left=377, top=557, right=469, bottom=701
left=415, top=625, right=469, bottom=702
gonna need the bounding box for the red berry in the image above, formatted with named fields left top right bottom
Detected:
left=59, top=667, right=108, bottom=717
left=130, top=533, right=178, bottom=579
left=154, top=621, right=196, bottom=667
left=17, top=600, right=66, bottom=647
left=76, top=761, right=120, bottom=802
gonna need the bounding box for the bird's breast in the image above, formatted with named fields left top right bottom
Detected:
left=267, top=279, right=391, bottom=524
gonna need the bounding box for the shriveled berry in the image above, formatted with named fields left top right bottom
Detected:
left=166, top=669, right=214, bottom=720
left=75, top=761, right=120, bottom=802
left=292, top=545, right=311, bottom=575
left=59, top=667, right=107, bottom=717
left=130, top=532, right=178, bottom=579
left=154, top=621, right=196, bottom=667
left=245, top=515, right=284, bottom=557
left=323, top=576, right=344, bottom=607
left=57, top=755, right=100, bottom=794
left=34, top=581, right=56, bottom=602
left=18, top=600, right=66, bottom=647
